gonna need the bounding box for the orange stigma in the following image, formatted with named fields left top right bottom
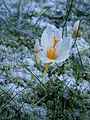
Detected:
left=53, top=35, right=59, bottom=49
left=46, top=35, right=59, bottom=60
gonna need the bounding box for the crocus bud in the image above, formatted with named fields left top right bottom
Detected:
left=73, top=20, right=80, bottom=38
left=34, top=39, right=40, bottom=53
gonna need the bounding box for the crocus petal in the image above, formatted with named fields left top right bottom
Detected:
left=53, top=29, right=61, bottom=41
left=37, top=51, right=55, bottom=63
left=41, top=25, right=61, bottom=53
left=55, top=38, right=63, bottom=51
left=56, top=37, right=72, bottom=58
left=73, top=20, right=80, bottom=37
left=73, top=20, right=80, bottom=31
left=55, top=51, right=70, bottom=63
left=41, top=26, right=54, bottom=53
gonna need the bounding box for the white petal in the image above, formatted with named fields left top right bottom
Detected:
left=49, top=25, right=61, bottom=41
left=37, top=51, right=56, bottom=63
left=41, top=26, right=53, bottom=53
left=56, top=37, right=72, bottom=58
left=55, top=38, right=63, bottom=52
left=41, top=25, right=61, bottom=53
left=73, top=20, right=80, bottom=31
left=54, top=29, right=61, bottom=40
left=56, top=51, right=70, bottom=63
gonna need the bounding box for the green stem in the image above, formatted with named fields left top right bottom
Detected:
left=62, top=0, right=74, bottom=38
left=76, top=43, right=84, bottom=71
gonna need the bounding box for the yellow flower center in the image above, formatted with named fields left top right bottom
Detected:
left=46, top=35, right=59, bottom=60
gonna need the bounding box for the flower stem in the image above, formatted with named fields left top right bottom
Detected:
left=43, top=62, right=52, bottom=81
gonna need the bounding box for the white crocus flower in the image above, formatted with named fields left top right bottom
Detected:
left=73, top=20, right=80, bottom=38
left=37, top=26, right=72, bottom=80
